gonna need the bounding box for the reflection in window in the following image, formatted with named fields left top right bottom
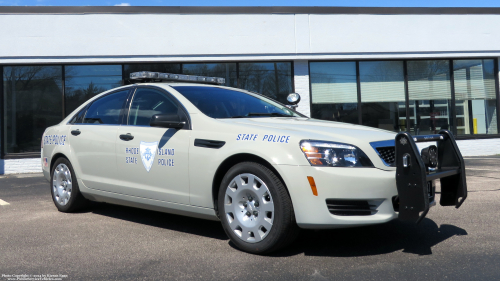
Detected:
left=172, top=86, right=300, bottom=119
left=83, top=90, right=129, bottom=125
left=182, top=63, right=237, bottom=87
left=65, top=65, right=122, bottom=115
left=238, top=62, right=293, bottom=104
left=310, top=62, right=358, bottom=124
left=453, top=59, right=497, bottom=135
left=407, top=60, right=452, bottom=135
left=360, top=61, right=406, bottom=132
left=128, top=89, right=178, bottom=126
left=123, top=63, right=181, bottom=85
left=3, top=66, right=63, bottom=154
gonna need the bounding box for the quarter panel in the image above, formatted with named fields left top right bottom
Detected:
left=42, top=125, right=71, bottom=181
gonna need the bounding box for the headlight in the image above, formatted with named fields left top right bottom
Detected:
left=300, top=140, right=373, bottom=167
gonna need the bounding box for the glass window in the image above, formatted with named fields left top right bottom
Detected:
left=65, top=65, right=122, bottom=115
left=238, top=62, right=293, bottom=104
left=69, top=106, right=88, bottom=124
left=83, top=90, right=129, bottom=124
left=453, top=59, right=497, bottom=135
left=128, top=89, right=179, bottom=126
left=182, top=63, right=237, bottom=87
left=310, top=62, right=358, bottom=124
left=360, top=61, right=406, bottom=132
left=3, top=66, right=63, bottom=154
left=172, top=86, right=300, bottom=119
left=123, top=63, right=181, bottom=85
left=407, top=60, right=452, bottom=135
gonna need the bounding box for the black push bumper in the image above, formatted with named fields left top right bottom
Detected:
left=395, top=130, right=467, bottom=223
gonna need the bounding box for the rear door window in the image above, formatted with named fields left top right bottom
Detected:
left=83, top=90, right=129, bottom=124
left=69, top=105, right=88, bottom=124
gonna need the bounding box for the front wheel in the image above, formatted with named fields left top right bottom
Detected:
left=50, top=157, right=88, bottom=212
left=218, top=162, right=299, bottom=254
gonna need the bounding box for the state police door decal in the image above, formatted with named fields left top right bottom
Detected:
left=140, top=141, right=158, bottom=172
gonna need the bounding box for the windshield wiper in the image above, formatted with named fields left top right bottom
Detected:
left=228, top=112, right=293, bottom=118
left=247, top=112, right=293, bottom=117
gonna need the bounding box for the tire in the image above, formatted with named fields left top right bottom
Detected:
left=218, top=162, right=300, bottom=254
left=50, top=157, right=88, bottom=212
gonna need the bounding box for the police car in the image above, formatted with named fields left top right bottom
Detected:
left=41, top=71, right=467, bottom=254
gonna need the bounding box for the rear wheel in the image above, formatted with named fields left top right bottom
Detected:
left=218, top=162, right=299, bottom=254
left=50, top=158, right=88, bottom=212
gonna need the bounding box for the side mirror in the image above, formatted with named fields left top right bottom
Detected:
left=150, top=114, right=185, bottom=129
left=286, top=93, right=301, bottom=109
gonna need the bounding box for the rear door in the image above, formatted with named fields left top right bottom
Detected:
left=69, top=89, right=131, bottom=191
left=114, top=87, right=191, bottom=204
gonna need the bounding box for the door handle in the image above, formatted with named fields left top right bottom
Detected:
left=71, top=130, right=81, bottom=136
left=119, top=134, right=134, bottom=141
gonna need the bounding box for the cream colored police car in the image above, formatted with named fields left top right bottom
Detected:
left=42, top=71, right=467, bottom=254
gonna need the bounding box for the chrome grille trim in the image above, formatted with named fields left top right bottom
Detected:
left=370, top=139, right=396, bottom=167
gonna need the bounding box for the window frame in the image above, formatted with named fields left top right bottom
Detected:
left=308, top=57, right=500, bottom=140
left=64, top=64, right=123, bottom=116
left=1, top=64, right=64, bottom=159
left=1, top=58, right=498, bottom=160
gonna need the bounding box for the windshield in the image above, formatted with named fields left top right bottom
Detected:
left=171, top=86, right=302, bottom=119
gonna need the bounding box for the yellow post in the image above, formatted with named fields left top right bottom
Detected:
left=473, top=118, right=478, bottom=134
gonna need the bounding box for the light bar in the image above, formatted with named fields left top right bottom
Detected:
left=130, top=71, right=225, bottom=85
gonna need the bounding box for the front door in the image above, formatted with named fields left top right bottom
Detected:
left=114, top=87, right=191, bottom=205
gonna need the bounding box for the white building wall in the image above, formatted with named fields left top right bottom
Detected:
left=308, top=15, right=500, bottom=55
left=2, top=13, right=500, bottom=64
left=1, top=158, right=42, bottom=175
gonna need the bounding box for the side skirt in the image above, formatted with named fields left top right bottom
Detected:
left=78, top=179, right=219, bottom=221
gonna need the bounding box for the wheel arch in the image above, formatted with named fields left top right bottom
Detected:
left=50, top=153, right=69, bottom=173
left=212, top=153, right=289, bottom=219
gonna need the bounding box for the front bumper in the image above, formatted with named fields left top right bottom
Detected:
left=275, top=165, right=398, bottom=229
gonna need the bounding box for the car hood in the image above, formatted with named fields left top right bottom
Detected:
left=217, top=117, right=396, bottom=170
left=219, top=117, right=396, bottom=144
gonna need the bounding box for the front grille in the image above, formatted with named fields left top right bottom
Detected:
left=326, top=199, right=378, bottom=216
left=376, top=146, right=395, bottom=166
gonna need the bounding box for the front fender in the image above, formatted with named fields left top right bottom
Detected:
left=188, top=119, right=310, bottom=208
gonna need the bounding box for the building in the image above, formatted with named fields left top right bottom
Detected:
left=1, top=6, right=500, bottom=174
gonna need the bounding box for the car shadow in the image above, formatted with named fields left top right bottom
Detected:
left=271, top=218, right=467, bottom=257
left=158, top=128, right=177, bottom=148
left=87, top=202, right=228, bottom=241
left=84, top=202, right=466, bottom=257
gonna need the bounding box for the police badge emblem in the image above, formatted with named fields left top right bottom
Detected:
left=140, top=141, right=158, bottom=172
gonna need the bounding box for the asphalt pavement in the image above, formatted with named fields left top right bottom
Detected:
left=0, top=157, right=499, bottom=280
